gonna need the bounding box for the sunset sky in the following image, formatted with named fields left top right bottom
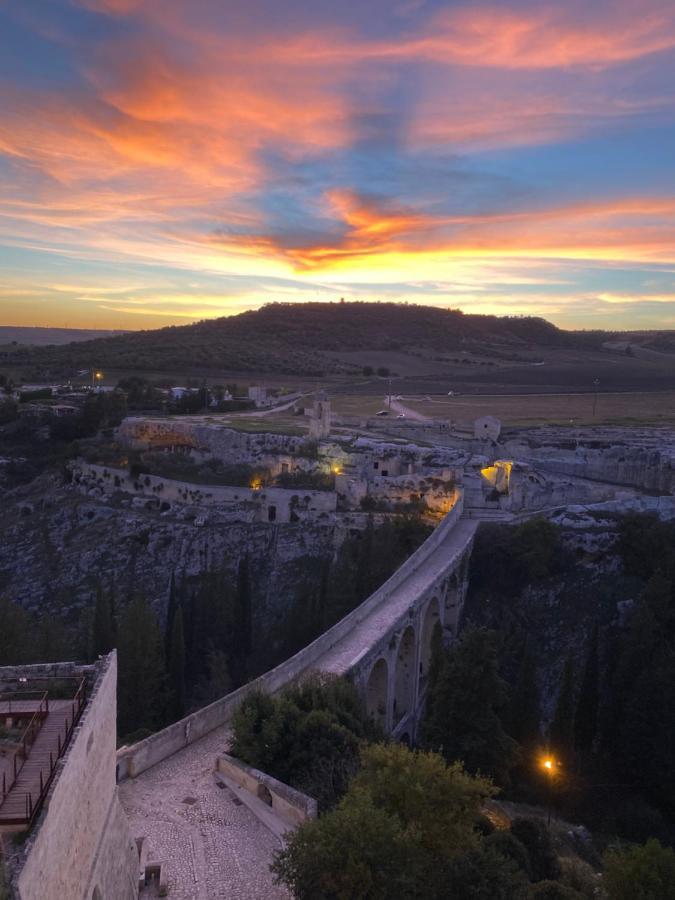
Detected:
left=1, top=0, right=675, bottom=331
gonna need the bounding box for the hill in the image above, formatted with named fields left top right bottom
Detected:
left=0, top=302, right=594, bottom=376
left=0, top=326, right=128, bottom=347
left=3, top=302, right=675, bottom=392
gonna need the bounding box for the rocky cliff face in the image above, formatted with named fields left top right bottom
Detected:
left=0, top=473, right=339, bottom=639
left=462, top=508, right=643, bottom=718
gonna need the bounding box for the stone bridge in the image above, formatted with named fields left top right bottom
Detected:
left=117, top=488, right=477, bottom=779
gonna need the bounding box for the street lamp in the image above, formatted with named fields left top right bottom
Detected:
left=541, top=756, right=558, bottom=826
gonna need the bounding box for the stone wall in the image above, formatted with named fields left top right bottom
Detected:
left=117, top=417, right=309, bottom=462
left=9, top=653, right=138, bottom=900
left=216, top=754, right=317, bottom=827
left=72, top=462, right=337, bottom=524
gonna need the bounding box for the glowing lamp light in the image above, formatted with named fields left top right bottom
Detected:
left=543, top=759, right=553, bottom=771
left=332, top=465, right=341, bottom=475
left=250, top=478, right=262, bottom=491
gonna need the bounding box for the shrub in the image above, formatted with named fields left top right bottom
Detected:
left=272, top=744, right=499, bottom=900
left=485, top=830, right=533, bottom=879
left=558, top=858, right=599, bottom=899
left=528, top=881, right=581, bottom=899
left=511, top=818, right=561, bottom=882
left=603, top=839, right=675, bottom=900
left=231, top=674, right=374, bottom=810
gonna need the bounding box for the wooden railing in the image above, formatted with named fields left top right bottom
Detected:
left=0, top=677, right=87, bottom=828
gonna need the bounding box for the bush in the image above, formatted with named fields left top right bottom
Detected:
left=485, top=830, right=533, bottom=879
left=528, top=881, right=581, bottom=899
left=603, top=839, right=675, bottom=900
left=272, top=744, right=498, bottom=900
left=231, top=674, right=374, bottom=810
left=444, top=846, right=530, bottom=899
left=558, top=858, right=599, bottom=899
left=511, top=818, right=561, bottom=882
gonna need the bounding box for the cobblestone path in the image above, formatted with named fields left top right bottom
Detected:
left=118, top=725, right=290, bottom=900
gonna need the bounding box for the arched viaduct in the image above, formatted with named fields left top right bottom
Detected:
left=117, top=489, right=477, bottom=779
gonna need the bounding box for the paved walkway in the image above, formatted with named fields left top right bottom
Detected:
left=118, top=725, right=290, bottom=900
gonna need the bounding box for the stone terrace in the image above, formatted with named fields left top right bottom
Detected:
left=118, top=724, right=289, bottom=900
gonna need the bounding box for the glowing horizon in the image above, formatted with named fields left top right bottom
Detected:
left=1, top=1, right=675, bottom=331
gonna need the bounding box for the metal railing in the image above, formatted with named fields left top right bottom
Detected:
left=0, top=690, right=50, bottom=715
left=1, top=691, right=48, bottom=804
left=0, top=677, right=87, bottom=828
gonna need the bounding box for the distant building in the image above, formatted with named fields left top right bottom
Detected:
left=248, top=386, right=272, bottom=408
left=170, top=386, right=196, bottom=400
left=474, top=415, right=501, bottom=442
left=309, top=392, right=331, bottom=440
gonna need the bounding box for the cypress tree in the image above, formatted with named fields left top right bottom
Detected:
left=168, top=604, right=186, bottom=719
left=232, top=559, right=253, bottom=684
left=421, top=628, right=519, bottom=785
left=165, top=571, right=178, bottom=660
left=506, top=638, right=541, bottom=748
left=574, top=623, right=599, bottom=758
left=117, top=594, right=167, bottom=737
left=549, top=656, right=575, bottom=765
left=92, top=583, right=115, bottom=657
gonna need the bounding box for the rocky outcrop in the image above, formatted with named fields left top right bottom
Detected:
left=0, top=475, right=338, bottom=631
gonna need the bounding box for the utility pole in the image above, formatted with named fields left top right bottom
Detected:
left=592, top=379, right=600, bottom=417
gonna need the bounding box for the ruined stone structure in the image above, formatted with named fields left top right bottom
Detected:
left=2, top=654, right=138, bottom=900
left=72, top=462, right=337, bottom=524
left=308, top=392, right=331, bottom=440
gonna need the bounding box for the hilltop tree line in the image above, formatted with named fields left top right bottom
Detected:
left=1, top=301, right=605, bottom=379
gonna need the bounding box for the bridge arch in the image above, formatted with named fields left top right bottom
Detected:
left=393, top=626, right=416, bottom=725
left=365, top=658, right=389, bottom=730
left=419, top=597, right=441, bottom=687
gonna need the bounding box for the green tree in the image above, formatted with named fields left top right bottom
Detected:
left=168, top=604, right=186, bottom=719
left=574, top=624, right=599, bottom=759
left=231, top=558, right=253, bottom=684
left=549, top=656, right=575, bottom=765
left=165, top=571, right=178, bottom=661
left=231, top=674, right=375, bottom=810
left=0, top=597, right=32, bottom=664
left=510, top=818, right=561, bottom=883
left=117, top=594, right=167, bottom=737
left=272, top=743, right=499, bottom=900
left=92, top=584, right=115, bottom=658
left=421, top=628, right=519, bottom=784
left=604, top=839, right=675, bottom=900
left=506, top=637, right=541, bottom=748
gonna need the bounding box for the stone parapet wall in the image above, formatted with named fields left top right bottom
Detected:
left=216, top=754, right=317, bottom=827
left=0, top=661, right=94, bottom=693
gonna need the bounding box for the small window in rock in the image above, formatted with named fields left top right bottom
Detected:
left=268, top=506, right=277, bottom=522
left=382, top=469, right=389, bottom=477
left=373, top=462, right=379, bottom=470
